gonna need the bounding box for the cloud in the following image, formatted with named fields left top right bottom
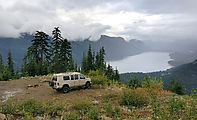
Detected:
left=0, top=0, right=197, bottom=42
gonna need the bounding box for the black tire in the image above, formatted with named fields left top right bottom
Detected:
left=85, top=82, right=91, bottom=89
left=62, top=85, right=70, bottom=93
left=56, top=89, right=62, bottom=92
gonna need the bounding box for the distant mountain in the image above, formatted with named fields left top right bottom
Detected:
left=0, top=34, right=149, bottom=67
left=71, top=35, right=149, bottom=64
left=0, top=33, right=32, bottom=66
left=120, top=59, right=197, bottom=94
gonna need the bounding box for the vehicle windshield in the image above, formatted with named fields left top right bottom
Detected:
left=80, top=74, right=85, bottom=79
left=52, top=76, right=57, bottom=81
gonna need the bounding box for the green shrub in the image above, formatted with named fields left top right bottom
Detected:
left=43, top=100, right=64, bottom=116
left=142, top=75, right=163, bottom=89
left=62, top=111, right=79, bottom=120
left=0, top=68, right=12, bottom=81
left=17, top=99, right=44, bottom=116
left=102, top=93, right=119, bottom=103
left=121, top=88, right=149, bottom=107
left=0, top=99, right=17, bottom=115
left=87, top=107, right=100, bottom=120
left=168, top=95, right=186, bottom=119
left=191, top=89, right=197, bottom=99
left=128, top=76, right=142, bottom=89
left=183, top=98, right=197, bottom=120
left=167, top=80, right=184, bottom=95
left=103, top=103, right=122, bottom=118
left=73, top=98, right=93, bottom=115
left=88, top=70, right=108, bottom=86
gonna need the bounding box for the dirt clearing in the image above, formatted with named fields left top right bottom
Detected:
left=0, top=76, right=118, bottom=103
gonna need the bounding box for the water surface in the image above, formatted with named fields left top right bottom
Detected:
left=108, top=52, right=173, bottom=73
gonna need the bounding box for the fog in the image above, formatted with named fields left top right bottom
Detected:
left=0, top=0, right=197, bottom=42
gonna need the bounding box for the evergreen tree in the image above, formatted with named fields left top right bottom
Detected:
left=15, top=66, right=21, bottom=79
left=67, top=56, right=75, bottom=71
left=26, top=31, right=51, bottom=75
left=60, top=38, right=72, bottom=72
left=95, top=47, right=106, bottom=71
left=128, top=76, right=142, bottom=89
left=99, top=46, right=105, bottom=70
left=51, top=27, right=63, bottom=73
left=167, top=80, right=184, bottom=95
left=0, top=53, right=4, bottom=73
left=95, top=52, right=100, bottom=70
left=105, top=64, right=114, bottom=81
left=81, top=53, right=88, bottom=74
left=21, top=57, right=29, bottom=77
left=87, top=45, right=95, bottom=71
left=114, top=67, right=120, bottom=81
left=7, top=51, right=14, bottom=76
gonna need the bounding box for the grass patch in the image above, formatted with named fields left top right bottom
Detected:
left=121, top=88, right=149, bottom=107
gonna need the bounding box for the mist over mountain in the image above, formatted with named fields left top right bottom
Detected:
left=0, top=34, right=149, bottom=67
left=144, top=40, right=197, bottom=66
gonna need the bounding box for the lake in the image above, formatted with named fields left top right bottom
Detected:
left=108, top=52, right=173, bottom=73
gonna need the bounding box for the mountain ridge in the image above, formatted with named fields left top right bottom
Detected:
left=0, top=33, right=149, bottom=66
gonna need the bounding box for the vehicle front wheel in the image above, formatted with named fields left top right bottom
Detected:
left=85, top=82, right=91, bottom=89
left=56, top=89, right=62, bottom=92
left=62, top=86, right=70, bottom=93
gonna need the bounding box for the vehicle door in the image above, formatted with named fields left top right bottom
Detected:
left=74, top=74, right=80, bottom=86
left=79, top=74, right=86, bottom=85
left=66, top=75, right=74, bottom=87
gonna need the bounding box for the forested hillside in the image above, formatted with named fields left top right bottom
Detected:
left=120, top=59, right=197, bottom=94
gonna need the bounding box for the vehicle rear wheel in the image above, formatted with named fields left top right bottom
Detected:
left=62, top=86, right=70, bottom=93
left=85, top=82, right=91, bottom=89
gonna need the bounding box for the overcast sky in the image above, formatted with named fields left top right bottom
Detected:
left=0, top=0, right=197, bottom=41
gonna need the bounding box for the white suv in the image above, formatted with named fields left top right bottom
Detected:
left=49, top=72, right=91, bottom=93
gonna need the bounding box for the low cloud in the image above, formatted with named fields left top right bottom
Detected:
left=0, top=0, right=197, bottom=42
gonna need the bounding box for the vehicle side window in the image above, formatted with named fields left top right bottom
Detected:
left=63, top=76, right=69, bottom=80
left=52, top=76, right=57, bottom=81
left=74, top=74, right=79, bottom=80
left=80, top=74, right=85, bottom=79
left=71, top=75, right=74, bottom=80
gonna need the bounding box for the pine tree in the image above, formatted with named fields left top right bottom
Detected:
left=114, top=67, right=120, bottom=81
left=15, top=66, right=21, bottom=79
left=60, top=38, right=72, bottom=72
left=95, top=46, right=106, bottom=71
left=26, top=31, right=51, bottom=75
left=81, top=53, right=88, bottom=74
left=87, top=45, right=95, bottom=71
left=7, top=51, right=14, bottom=76
left=51, top=27, right=63, bottom=73
left=0, top=53, right=4, bottom=73
left=105, top=64, right=114, bottom=81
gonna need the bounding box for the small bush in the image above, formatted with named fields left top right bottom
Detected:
left=43, top=100, right=64, bottom=116
left=86, top=107, right=100, bottom=120
left=102, top=93, right=119, bottom=103
left=0, top=99, right=17, bottom=115
left=62, top=111, right=79, bottom=120
left=88, top=70, right=108, bottom=86
left=168, top=95, right=186, bottom=118
left=73, top=98, right=93, bottom=115
left=167, top=80, right=184, bottom=95
left=142, top=75, right=163, bottom=89
left=121, top=88, right=149, bottom=107
left=17, top=99, right=44, bottom=116
left=128, top=76, right=142, bottom=89
left=103, top=103, right=122, bottom=118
